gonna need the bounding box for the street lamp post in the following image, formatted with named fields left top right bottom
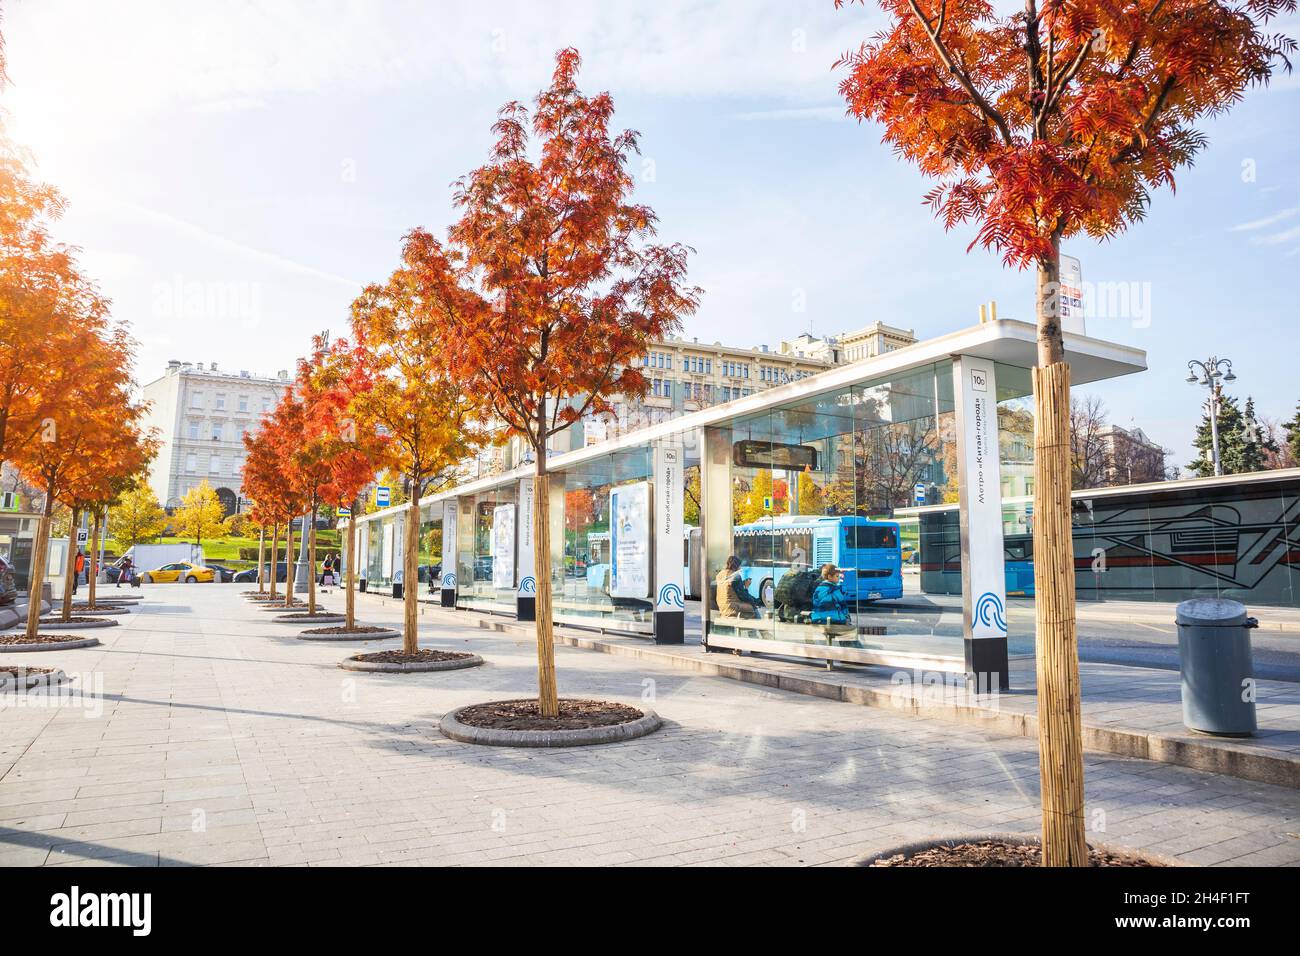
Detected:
left=1186, top=356, right=1236, bottom=477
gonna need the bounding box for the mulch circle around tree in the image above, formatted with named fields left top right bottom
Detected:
left=0, top=664, right=66, bottom=690
left=0, top=634, right=101, bottom=651
left=274, top=612, right=343, bottom=622
left=56, top=605, right=131, bottom=615
left=863, top=838, right=1172, bottom=868
left=298, top=625, right=401, bottom=642
left=0, top=663, right=56, bottom=675
left=34, top=617, right=118, bottom=629
left=439, top=698, right=662, bottom=749
left=339, top=649, right=484, bottom=673
left=456, top=698, right=644, bottom=731
left=356, top=648, right=475, bottom=665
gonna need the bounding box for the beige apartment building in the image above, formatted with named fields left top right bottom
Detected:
left=139, top=361, right=292, bottom=514
left=590, top=321, right=917, bottom=441
left=469, top=321, right=919, bottom=472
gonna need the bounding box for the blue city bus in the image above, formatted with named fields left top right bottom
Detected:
left=732, top=514, right=904, bottom=607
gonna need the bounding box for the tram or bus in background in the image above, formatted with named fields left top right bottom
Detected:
left=731, top=514, right=904, bottom=607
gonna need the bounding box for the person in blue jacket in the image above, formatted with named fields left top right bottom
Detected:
left=810, top=563, right=850, bottom=626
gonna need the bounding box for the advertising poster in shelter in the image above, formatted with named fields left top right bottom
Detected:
left=610, top=482, right=650, bottom=600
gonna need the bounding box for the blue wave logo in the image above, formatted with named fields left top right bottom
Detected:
left=519, top=575, right=536, bottom=594
left=442, top=572, right=457, bottom=588
left=657, top=583, right=685, bottom=609
left=975, top=591, right=1007, bottom=633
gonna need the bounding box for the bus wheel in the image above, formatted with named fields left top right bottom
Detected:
left=760, top=579, right=775, bottom=609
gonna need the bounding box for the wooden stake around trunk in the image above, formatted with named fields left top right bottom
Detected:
left=533, top=468, right=559, bottom=717
left=283, top=519, right=295, bottom=608
left=403, top=497, right=419, bottom=655
left=87, top=510, right=102, bottom=611
left=23, top=511, right=52, bottom=640
left=1032, top=360, right=1087, bottom=866
left=345, top=502, right=356, bottom=629
left=308, top=516, right=317, bottom=615
left=268, top=522, right=279, bottom=599
left=257, top=525, right=266, bottom=593
left=60, top=507, right=80, bottom=622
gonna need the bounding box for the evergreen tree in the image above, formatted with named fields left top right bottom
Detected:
left=1190, top=392, right=1276, bottom=477
left=1284, top=403, right=1300, bottom=466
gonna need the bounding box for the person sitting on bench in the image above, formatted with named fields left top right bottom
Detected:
left=715, top=555, right=760, bottom=619
left=810, top=564, right=851, bottom=626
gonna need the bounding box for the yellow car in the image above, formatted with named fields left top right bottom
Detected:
left=140, top=562, right=214, bottom=584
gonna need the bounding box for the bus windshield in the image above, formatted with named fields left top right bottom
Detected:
left=843, top=525, right=896, bottom=550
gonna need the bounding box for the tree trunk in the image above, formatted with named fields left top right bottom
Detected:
left=1033, top=246, right=1088, bottom=867
left=308, top=512, right=317, bottom=615
left=345, top=500, right=356, bottom=629
left=257, top=524, right=266, bottom=593
left=88, top=510, right=102, bottom=611
left=283, top=519, right=295, bottom=608
left=23, top=508, right=52, bottom=640
left=60, top=507, right=80, bottom=622
left=403, top=497, right=418, bottom=655
left=268, top=522, right=279, bottom=599
left=533, top=460, right=559, bottom=717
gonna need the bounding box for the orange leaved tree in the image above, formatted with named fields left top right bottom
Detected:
left=74, top=419, right=157, bottom=613
left=834, top=0, right=1295, bottom=864
left=421, top=49, right=700, bottom=716
left=283, top=334, right=386, bottom=620
left=14, top=325, right=135, bottom=636
left=0, top=152, right=91, bottom=474
left=242, top=427, right=297, bottom=600
left=261, top=394, right=310, bottom=609
left=306, top=335, right=387, bottom=631
left=350, top=262, right=483, bottom=655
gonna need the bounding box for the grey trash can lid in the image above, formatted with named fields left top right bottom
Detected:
left=1175, top=597, right=1248, bottom=627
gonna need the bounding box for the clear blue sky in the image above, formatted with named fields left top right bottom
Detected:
left=6, top=1, right=1299, bottom=469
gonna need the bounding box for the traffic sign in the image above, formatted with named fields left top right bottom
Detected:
left=375, top=487, right=391, bottom=508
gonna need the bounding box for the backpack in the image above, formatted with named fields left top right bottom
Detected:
left=775, top=569, right=819, bottom=622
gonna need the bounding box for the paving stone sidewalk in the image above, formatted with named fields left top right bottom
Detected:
left=2, top=586, right=1298, bottom=867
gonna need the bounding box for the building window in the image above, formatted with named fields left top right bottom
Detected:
left=210, top=456, right=221, bottom=474
left=238, top=395, right=248, bottom=412
left=215, top=393, right=226, bottom=410
left=190, top=391, right=203, bottom=409
left=188, top=421, right=199, bottom=440
left=211, top=423, right=222, bottom=441
left=185, top=454, right=197, bottom=473
left=262, top=397, right=271, bottom=412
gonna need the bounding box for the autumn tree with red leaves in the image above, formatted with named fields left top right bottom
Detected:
left=350, top=259, right=484, bottom=656
left=305, top=335, right=388, bottom=631
left=835, top=0, right=1295, bottom=864
left=417, top=48, right=700, bottom=716
left=242, top=427, right=297, bottom=600
left=283, top=334, right=387, bottom=624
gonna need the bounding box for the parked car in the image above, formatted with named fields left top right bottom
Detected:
left=141, top=562, right=215, bottom=584
left=233, top=562, right=289, bottom=584
left=0, top=555, right=16, bottom=606
left=204, top=563, right=238, bottom=583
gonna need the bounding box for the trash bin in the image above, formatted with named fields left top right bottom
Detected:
left=392, top=581, right=403, bottom=599
left=1175, top=598, right=1257, bottom=737
left=359, top=578, right=367, bottom=593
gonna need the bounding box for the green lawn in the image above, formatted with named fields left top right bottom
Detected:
left=107, top=531, right=344, bottom=569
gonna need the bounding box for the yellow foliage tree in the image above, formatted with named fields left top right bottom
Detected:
left=172, top=481, right=227, bottom=550
left=110, top=482, right=168, bottom=549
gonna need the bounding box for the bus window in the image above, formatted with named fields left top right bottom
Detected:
left=843, top=526, right=896, bottom=550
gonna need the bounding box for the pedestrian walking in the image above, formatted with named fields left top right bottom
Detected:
left=72, top=549, right=86, bottom=595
